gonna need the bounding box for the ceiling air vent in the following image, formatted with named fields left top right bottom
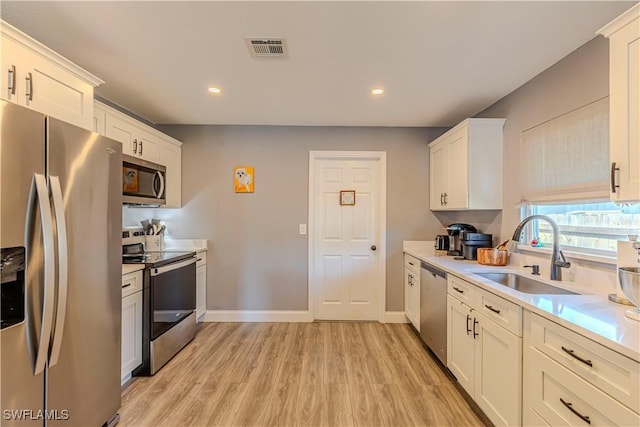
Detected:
left=245, top=38, right=288, bottom=59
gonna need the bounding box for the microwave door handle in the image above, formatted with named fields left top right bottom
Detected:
left=27, top=174, right=56, bottom=375
left=153, top=171, right=165, bottom=199
left=48, top=176, right=68, bottom=367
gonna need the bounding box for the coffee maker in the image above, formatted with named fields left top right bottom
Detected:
left=445, top=223, right=477, bottom=256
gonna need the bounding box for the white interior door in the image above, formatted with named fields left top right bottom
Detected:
left=310, top=152, right=386, bottom=321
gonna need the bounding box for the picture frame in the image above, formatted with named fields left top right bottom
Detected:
left=234, top=166, right=255, bottom=193
left=340, top=190, right=356, bottom=205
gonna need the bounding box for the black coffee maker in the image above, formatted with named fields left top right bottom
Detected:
left=445, top=223, right=477, bottom=256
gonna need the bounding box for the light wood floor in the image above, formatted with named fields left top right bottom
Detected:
left=119, top=322, right=486, bottom=427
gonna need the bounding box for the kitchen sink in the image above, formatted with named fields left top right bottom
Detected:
left=473, top=272, right=579, bottom=295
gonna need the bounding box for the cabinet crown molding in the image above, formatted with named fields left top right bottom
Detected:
left=95, top=100, right=182, bottom=147
left=1, top=19, right=104, bottom=87
left=597, top=3, right=640, bottom=38
left=428, top=117, right=506, bottom=148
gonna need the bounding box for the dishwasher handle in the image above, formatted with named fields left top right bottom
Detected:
left=420, top=262, right=446, bottom=279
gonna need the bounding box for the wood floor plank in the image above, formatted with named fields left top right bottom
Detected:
left=345, top=352, right=384, bottom=427
left=264, top=381, right=300, bottom=426
left=372, top=383, right=416, bottom=427
left=324, top=383, right=354, bottom=427
left=294, top=323, right=325, bottom=426
left=118, top=322, right=486, bottom=427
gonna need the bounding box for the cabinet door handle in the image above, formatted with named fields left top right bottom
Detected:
left=139, top=140, right=143, bottom=155
left=453, top=286, right=464, bottom=294
left=133, top=139, right=138, bottom=154
left=484, top=304, right=501, bottom=314
left=466, top=314, right=471, bottom=335
left=122, top=283, right=132, bottom=289
left=8, top=65, right=16, bottom=95
left=443, top=192, right=448, bottom=206
left=25, top=72, right=33, bottom=101
left=408, top=262, right=414, bottom=266
left=560, top=398, right=591, bottom=425
left=561, top=346, right=593, bottom=367
left=440, top=193, right=444, bottom=206
left=611, top=162, right=620, bottom=193
left=472, top=317, right=479, bottom=339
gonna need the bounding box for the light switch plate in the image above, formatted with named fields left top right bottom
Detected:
left=299, top=224, right=307, bottom=235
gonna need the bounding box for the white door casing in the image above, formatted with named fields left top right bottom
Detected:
left=309, top=151, right=386, bottom=321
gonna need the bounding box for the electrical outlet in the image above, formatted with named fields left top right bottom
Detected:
left=299, top=224, right=307, bottom=235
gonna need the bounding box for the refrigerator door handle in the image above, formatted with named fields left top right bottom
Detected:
left=28, top=174, right=56, bottom=375
left=48, top=176, right=68, bottom=367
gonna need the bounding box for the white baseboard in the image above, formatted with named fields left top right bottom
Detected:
left=202, top=310, right=313, bottom=323
left=202, top=310, right=407, bottom=324
left=383, top=311, right=409, bottom=323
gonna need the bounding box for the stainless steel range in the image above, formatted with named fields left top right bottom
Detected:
left=122, top=228, right=197, bottom=375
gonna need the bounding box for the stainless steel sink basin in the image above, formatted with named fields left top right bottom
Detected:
left=474, top=272, right=579, bottom=295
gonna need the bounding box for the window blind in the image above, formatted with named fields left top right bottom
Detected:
left=519, top=97, right=610, bottom=203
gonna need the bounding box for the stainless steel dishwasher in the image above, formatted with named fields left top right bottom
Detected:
left=420, top=261, right=448, bottom=365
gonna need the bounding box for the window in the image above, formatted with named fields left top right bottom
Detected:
left=521, top=202, right=640, bottom=256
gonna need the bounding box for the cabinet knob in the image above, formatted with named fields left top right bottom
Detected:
left=371, top=245, right=377, bottom=251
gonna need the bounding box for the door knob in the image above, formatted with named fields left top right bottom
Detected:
left=371, top=245, right=377, bottom=251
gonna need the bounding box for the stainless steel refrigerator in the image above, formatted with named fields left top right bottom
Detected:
left=0, top=101, right=122, bottom=426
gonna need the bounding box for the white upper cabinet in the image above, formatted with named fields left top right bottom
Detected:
left=429, top=118, right=505, bottom=210
left=158, top=138, right=182, bottom=209
left=598, top=5, right=640, bottom=203
left=95, top=100, right=183, bottom=208
left=103, top=109, right=160, bottom=163
left=1, top=20, right=103, bottom=130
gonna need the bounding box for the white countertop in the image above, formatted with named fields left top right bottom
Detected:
left=163, top=238, right=207, bottom=253
left=404, top=241, right=640, bottom=362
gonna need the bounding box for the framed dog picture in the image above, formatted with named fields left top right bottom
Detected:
left=122, top=166, right=139, bottom=193
left=234, top=166, right=254, bottom=193
left=340, top=190, right=356, bottom=205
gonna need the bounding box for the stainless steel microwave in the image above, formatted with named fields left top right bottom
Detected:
left=122, top=154, right=166, bottom=206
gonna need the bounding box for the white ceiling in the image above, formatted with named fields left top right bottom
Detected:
left=1, top=1, right=636, bottom=127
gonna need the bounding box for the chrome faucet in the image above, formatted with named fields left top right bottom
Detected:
left=506, top=215, right=571, bottom=281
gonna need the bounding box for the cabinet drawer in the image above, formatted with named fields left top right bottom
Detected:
left=404, top=254, right=420, bottom=274
left=527, top=348, right=639, bottom=426
left=526, top=312, right=639, bottom=412
left=447, top=274, right=477, bottom=306
left=121, top=271, right=143, bottom=298
left=476, top=287, right=522, bottom=337
left=196, top=251, right=207, bottom=267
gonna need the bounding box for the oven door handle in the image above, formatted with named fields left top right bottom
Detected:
left=150, top=256, right=197, bottom=276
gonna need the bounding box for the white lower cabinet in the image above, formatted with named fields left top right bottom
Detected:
left=196, top=251, right=207, bottom=322
left=121, top=270, right=143, bottom=384
left=404, top=254, right=420, bottom=330
left=447, top=275, right=522, bottom=426
left=523, top=312, right=640, bottom=427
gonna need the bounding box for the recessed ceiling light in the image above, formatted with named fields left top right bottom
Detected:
left=371, top=88, right=384, bottom=96
left=208, top=87, right=221, bottom=95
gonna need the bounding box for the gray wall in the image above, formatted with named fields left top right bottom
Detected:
left=475, top=36, right=610, bottom=240
left=126, top=126, right=446, bottom=312
left=124, top=35, right=611, bottom=314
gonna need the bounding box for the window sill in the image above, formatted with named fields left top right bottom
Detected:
left=516, top=244, right=617, bottom=266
